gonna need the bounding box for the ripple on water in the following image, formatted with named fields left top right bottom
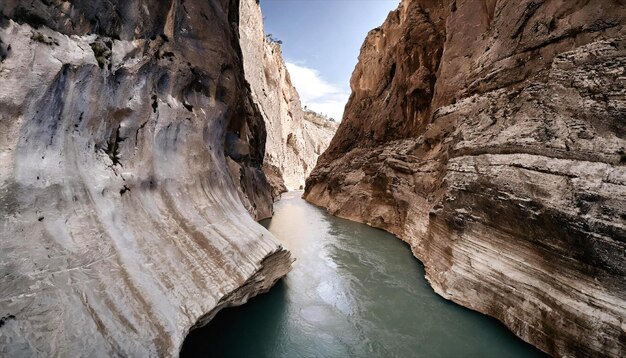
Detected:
left=181, top=191, right=547, bottom=358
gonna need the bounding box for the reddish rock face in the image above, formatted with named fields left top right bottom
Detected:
left=324, top=0, right=448, bottom=156
left=306, top=1, right=626, bottom=356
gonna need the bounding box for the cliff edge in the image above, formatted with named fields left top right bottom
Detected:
left=240, top=0, right=337, bottom=197
left=0, top=0, right=292, bottom=356
left=305, top=1, right=626, bottom=356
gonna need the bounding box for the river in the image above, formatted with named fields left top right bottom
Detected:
left=181, top=191, right=545, bottom=357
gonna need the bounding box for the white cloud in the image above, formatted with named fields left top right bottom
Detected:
left=285, top=62, right=349, bottom=121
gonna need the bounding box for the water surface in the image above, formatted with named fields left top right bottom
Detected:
left=182, top=191, right=545, bottom=357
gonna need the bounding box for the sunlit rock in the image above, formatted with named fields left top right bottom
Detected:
left=0, top=0, right=292, bottom=355
left=305, top=1, right=626, bottom=356
left=239, top=0, right=337, bottom=198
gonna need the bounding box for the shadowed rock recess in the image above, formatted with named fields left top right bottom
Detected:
left=0, top=0, right=292, bottom=356
left=305, top=0, right=626, bottom=357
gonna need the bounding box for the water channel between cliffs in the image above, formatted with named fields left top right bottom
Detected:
left=181, top=191, right=545, bottom=357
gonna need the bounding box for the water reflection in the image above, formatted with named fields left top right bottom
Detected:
left=181, top=191, right=546, bottom=358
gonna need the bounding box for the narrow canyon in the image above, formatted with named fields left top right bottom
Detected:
left=239, top=0, right=337, bottom=200
left=0, top=0, right=333, bottom=355
left=0, top=0, right=624, bottom=357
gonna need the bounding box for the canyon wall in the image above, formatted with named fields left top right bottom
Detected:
left=0, top=0, right=292, bottom=356
left=240, top=0, right=337, bottom=197
left=305, top=0, right=626, bottom=356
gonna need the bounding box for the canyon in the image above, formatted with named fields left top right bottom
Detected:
left=1, top=0, right=624, bottom=356
left=0, top=0, right=335, bottom=355
left=305, top=0, right=626, bottom=357
left=239, top=0, right=337, bottom=199
left=0, top=0, right=334, bottom=355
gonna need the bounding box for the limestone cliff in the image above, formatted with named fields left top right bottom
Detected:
left=0, top=0, right=292, bottom=356
left=240, top=0, right=337, bottom=197
left=305, top=0, right=626, bottom=356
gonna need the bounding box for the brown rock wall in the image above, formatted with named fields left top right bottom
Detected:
left=306, top=1, right=626, bottom=356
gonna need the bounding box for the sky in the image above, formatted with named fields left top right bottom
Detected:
left=259, top=0, right=400, bottom=121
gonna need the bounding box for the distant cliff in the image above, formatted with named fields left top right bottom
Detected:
left=305, top=0, right=626, bottom=356
left=0, top=0, right=292, bottom=356
left=240, top=0, right=337, bottom=198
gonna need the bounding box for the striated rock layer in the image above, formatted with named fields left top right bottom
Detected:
left=0, top=0, right=292, bottom=356
left=239, top=0, right=337, bottom=197
left=305, top=0, right=626, bottom=356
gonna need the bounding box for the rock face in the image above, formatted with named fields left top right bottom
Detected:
left=305, top=0, right=626, bottom=356
left=0, top=0, right=292, bottom=356
left=239, top=0, right=337, bottom=197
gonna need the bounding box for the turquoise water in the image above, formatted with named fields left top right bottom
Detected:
left=181, top=191, right=545, bottom=357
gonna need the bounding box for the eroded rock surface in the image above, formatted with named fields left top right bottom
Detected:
left=240, top=0, right=337, bottom=196
left=0, top=0, right=292, bottom=356
left=306, top=1, right=626, bottom=356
